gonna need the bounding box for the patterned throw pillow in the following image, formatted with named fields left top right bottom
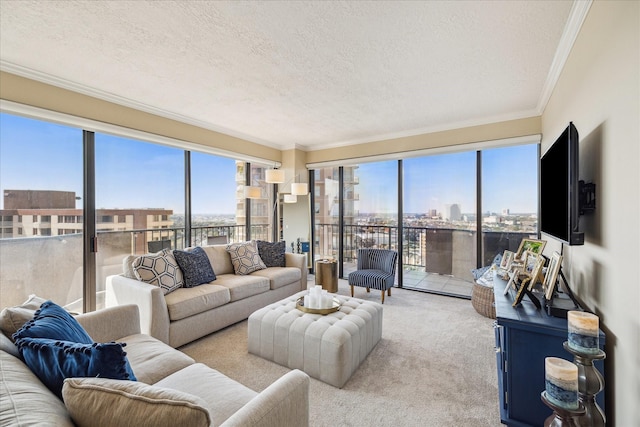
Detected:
left=256, top=240, right=286, bottom=268
left=132, top=249, right=184, bottom=295
left=226, top=241, right=266, bottom=275
left=173, top=247, right=216, bottom=287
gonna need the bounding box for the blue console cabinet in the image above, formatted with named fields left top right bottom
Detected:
left=493, top=285, right=605, bottom=427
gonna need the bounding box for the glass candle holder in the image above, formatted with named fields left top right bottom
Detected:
left=545, top=357, right=579, bottom=410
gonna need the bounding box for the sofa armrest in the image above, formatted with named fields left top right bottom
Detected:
left=220, top=369, right=309, bottom=427
left=76, top=305, right=140, bottom=343
left=106, top=275, right=170, bottom=345
left=285, top=253, right=308, bottom=291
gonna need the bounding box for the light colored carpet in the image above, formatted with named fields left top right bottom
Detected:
left=180, top=280, right=501, bottom=426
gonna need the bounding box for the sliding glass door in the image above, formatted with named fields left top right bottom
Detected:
left=343, top=161, right=398, bottom=279
left=95, top=133, right=185, bottom=308
left=403, top=152, right=477, bottom=297
left=0, top=113, right=84, bottom=309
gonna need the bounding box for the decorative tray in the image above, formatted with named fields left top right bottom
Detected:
left=296, top=296, right=341, bottom=315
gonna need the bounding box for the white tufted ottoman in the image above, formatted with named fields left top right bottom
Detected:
left=248, top=291, right=383, bottom=388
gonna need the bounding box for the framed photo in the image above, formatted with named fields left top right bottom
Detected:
left=500, top=250, right=515, bottom=270
left=512, top=276, right=530, bottom=307
left=527, top=255, right=546, bottom=291
left=544, top=251, right=563, bottom=300
left=516, top=238, right=547, bottom=261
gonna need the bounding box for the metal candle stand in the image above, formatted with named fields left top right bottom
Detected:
left=541, top=391, right=585, bottom=427
left=563, top=342, right=606, bottom=427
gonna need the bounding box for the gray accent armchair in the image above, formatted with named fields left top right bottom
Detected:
left=347, top=249, right=398, bottom=303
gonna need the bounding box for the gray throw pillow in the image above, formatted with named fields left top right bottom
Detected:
left=173, top=247, right=216, bottom=287
left=256, top=240, right=286, bottom=267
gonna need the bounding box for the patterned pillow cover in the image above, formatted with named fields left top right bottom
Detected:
left=173, top=247, right=216, bottom=287
left=256, top=240, right=286, bottom=268
left=225, top=241, right=266, bottom=275
left=132, top=249, right=184, bottom=295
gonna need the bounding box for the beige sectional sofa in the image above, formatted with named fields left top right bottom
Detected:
left=0, top=303, right=309, bottom=427
left=106, top=244, right=307, bottom=348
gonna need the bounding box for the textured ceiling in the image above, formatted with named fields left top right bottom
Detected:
left=0, top=1, right=575, bottom=150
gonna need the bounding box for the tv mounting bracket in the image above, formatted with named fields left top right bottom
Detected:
left=579, top=180, right=596, bottom=215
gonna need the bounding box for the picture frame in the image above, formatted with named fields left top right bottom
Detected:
left=512, top=276, right=530, bottom=307
left=544, top=251, right=563, bottom=300
left=515, top=238, right=547, bottom=261
left=499, top=250, right=514, bottom=270
left=526, top=255, right=546, bottom=291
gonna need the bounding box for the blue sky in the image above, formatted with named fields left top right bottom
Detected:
left=1, top=112, right=538, bottom=215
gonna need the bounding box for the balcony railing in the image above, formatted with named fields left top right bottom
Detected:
left=0, top=224, right=272, bottom=309
left=316, top=223, right=534, bottom=282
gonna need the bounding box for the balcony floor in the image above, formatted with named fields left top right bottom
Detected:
left=327, top=262, right=474, bottom=298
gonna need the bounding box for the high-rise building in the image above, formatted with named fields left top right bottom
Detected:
left=443, top=203, right=461, bottom=221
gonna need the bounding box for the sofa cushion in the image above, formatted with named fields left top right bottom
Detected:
left=119, top=334, right=194, bottom=385
left=200, top=245, right=234, bottom=275
left=1, top=350, right=74, bottom=426
left=13, top=300, right=93, bottom=344
left=133, top=249, right=184, bottom=295
left=226, top=241, right=267, bottom=275
left=213, top=274, right=270, bottom=302
left=0, top=294, right=47, bottom=341
left=164, top=284, right=231, bottom=321
left=62, top=377, right=210, bottom=427
left=251, top=267, right=302, bottom=290
left=15, top=337, right=136, bottom=398
left=173, top=247, right=216, bottom=288
left=155, top=363, right=257, bottom=427
left=256, top=240, right=286, bottom=267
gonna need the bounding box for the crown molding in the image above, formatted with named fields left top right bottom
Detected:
left=302, top=109, right=541, bottom=152
left=536, top=0, right=593, bottom=114
left=0, top=99, right=279, bottom=166
left=0, top=61, right=286, bottom=151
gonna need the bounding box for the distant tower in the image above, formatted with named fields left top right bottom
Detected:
left=502, top=208, right=510, bottom=215
left=444, top=204, right=461, bottom=221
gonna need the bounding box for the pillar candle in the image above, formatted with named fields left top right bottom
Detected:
left=567, top=311, right=599, bottom=354
left=545, top=357, right=579, bottom=410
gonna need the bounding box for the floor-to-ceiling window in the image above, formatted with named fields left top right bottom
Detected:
left=0, top=108, right=274, bottom=312
left=313, top=167, right=340, bottom=263
left=95, top=133, right=185, bottom=308
left=248, top=164, right=274, bottom=241
left=343, top=161, right=398, bottom=278
left=190, top=152, right=238, bottom=245
left=403, top=152, right=477, bottom=297
left=481, top=144, right=539, bottom=264
left=0, top=113, right=84, bottom=308
left=310, top=142, right=539, bottom=299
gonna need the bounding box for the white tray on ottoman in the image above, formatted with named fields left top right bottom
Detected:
left=248, top=291, right=383, bottom=388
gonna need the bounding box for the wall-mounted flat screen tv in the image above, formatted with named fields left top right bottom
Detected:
left=540, top=122, right=584, bottom=245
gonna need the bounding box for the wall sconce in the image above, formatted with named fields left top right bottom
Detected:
left=244, top=186, right=262, bottom=199
left=283, top=194, right=297, bottom=203
left=265, top=169, right=285, bottom=184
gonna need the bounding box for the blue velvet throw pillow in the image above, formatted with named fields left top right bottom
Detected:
left=15, top=337, right=137, bottom=398
left=173, top=247, right=216, bottom=287
left=256, top=240, right=286, bottom=268
left=12, top=300, right=93, bottom=344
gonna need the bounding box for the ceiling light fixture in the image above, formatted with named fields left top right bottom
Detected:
left=283, top=194, right=297, bottom=203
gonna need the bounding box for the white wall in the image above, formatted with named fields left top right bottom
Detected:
left=542, top=1, right=639, bottom=425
